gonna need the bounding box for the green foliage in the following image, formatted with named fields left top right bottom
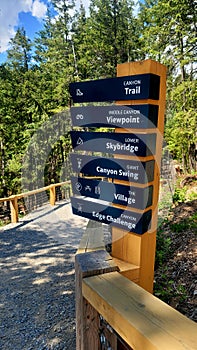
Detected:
left=154, top=272, right=174, bottom=302
left=190, top=212, right=197, bottom=230
left=165, top=81, right=197, bottom=172
left=77, top=0, right=141, bottom=78
left=7, top=27, right=32, bottom=71
left=187, top=190, right=197, bottom=201
left=155, top=226, right=171, bottom=268
left=170, top=220, right=189, bottom=233
left=154, top=205, right=196, bottom=304
left=139, top=0, right=196, bottom=72
left=0, top=218, right=10, bottom=227
left=0, top=0, right=196, bottom=196
left=138, top=0, right=196, bottom=172
left=170, top=212, right=197, bottom=233
left=172, top=187, right=187, bottom=204
left=154, top=271, right=187, bottom=303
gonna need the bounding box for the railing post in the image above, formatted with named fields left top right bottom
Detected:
left=0, top=181, right=70, bottom=224
left=10, top=196, right=19, bottom=223
left=49, top=185, right=56, bottom=206
left=75, top=249, right=118, bottom=350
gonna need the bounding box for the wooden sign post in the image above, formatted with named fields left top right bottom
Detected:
left=112, top=60, right=166, bottom=292
left=69, top=59, right=167, bottom=293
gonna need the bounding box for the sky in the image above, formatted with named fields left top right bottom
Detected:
left=0, top=0, right=90, bottom=64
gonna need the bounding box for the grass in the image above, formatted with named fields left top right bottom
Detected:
left=170, top=212, right=197, bottom=233
left=155, top=225, right=171, bottom=269
left=154, top=177, right=196, bottom=305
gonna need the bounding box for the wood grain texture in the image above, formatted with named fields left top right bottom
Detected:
left=75, top=249, right=118, bottom=349
left=112, top=59, right=167, bottom=292
left=77, top=220, right=105, bottom=254
left=83, top=272, right=197, bottom=350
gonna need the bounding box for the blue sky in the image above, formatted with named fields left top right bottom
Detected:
left=0, top=0, right=139, bottom=65
left=0, top=0, right=90, bottom=64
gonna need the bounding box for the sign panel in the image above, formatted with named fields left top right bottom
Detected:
left=70, top=153, right=155, bottom=184
left=71, top=176, right=153, bottom=209
left=70, top=104, right=159, bottom=129
left=70, top=131, right=156, bottom=157
left=69, top=74, right=160, bottom=102
left=71, top=197, right=152, bottom=234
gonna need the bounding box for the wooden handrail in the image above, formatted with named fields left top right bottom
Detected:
left=0, top=181, right=70, bottom=202
left=0, top=181, right=71, bottom=223
left=83, top=271, right=197, bottom=350
left=76, top=224, right=197, bottom=350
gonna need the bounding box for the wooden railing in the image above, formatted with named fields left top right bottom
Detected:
left=0, top=181, right=71, bottom=223
left=75, top=222, right=197, bottom=350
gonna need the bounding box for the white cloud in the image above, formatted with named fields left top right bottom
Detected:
left=76, top=0, right=90, bottom=10
left=32, top=0, right=47, bottom=18
left=0, top=0, right=47, bottom=53
left=0, top=0, right=90, bottom=54
left=133, top=0, right=140, bottom=17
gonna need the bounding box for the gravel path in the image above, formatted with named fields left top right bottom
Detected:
left=0, top=201, right=88, bottom=350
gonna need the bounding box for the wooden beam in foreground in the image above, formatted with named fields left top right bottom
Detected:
left=83, top=271, right=197, bottom=350
left=75, top=249, right=119, bottom=350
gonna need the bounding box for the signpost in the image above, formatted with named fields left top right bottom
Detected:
left=70, top=104, right=159, bottom=128
left=70, top=131, right=156, bottom=157
left=71, top=176, right=153, bottom=209
left=69, top=73, right=160, bottom=102
left=69, top=59, right=167, bottom=293
left=71, top=197, right=152, bottom=234
left=70, top=153, right=155, bottom=183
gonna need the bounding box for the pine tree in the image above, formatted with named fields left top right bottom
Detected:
left=138, top=0, right=197, bottom=172
left=34, top=0, right=76, bottom=107
left=34, top=8, right=54, bottom=64
left=80, top=0, right=140, bottom=78
left=70, top=2, right=87, bottom=79
left=7, top=27, right=32, bottom=72
left=138, top=0, right=196, bottom=77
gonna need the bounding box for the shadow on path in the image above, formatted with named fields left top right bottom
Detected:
left=0, top=201, right=87, bottom=350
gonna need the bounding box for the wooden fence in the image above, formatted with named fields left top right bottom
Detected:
left=75, top=221, right=197, bottom=350
left=0, top=181, right=71, bottom=223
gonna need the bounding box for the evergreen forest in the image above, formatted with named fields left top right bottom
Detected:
left=0, top=0, right=196, bottom=197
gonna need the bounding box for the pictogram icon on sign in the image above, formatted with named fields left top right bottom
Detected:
left=77, top=158, right=82, bottom=169
left=76, top=89, right=83, bottom=96
left=77, top=137, right=83, bottom=145
left=75, top=182, right=82, bottom=191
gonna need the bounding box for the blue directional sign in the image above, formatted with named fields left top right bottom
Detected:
left=71, top=197, right=152, bottom=234
left=71, top=176, right=153, bottom=209
left=70, top=131, right=156, bottom=157
left=70, top=104, right=159, bottom=129
left=70, top=154, right=155, bottom=184
left=69, top=74, right=160, bottom=102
